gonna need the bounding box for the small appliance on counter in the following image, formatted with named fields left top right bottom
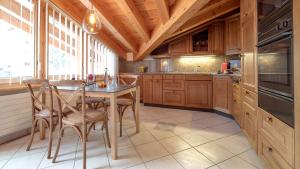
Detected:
left=137, top=66, right=148, bottom=73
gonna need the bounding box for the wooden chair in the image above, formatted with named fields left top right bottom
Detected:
left=23, top=79, right=55, bottom=159
left=51, top=80, right=110, bottom=169
left=116, top=75, right=138, bottom=136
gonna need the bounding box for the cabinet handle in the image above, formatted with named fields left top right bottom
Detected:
left=246, top=112, right=250, bottom=116
left=233, top=99, right=237, bottom=102
left=245, top=91, right=250, bottom=95
left=267, top=147, right=273, bottom=152
left=267, top=117, right=273, bottom=123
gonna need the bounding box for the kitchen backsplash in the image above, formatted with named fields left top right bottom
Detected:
left=119, top=55, right=240, bottom=73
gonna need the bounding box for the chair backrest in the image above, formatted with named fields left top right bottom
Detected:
left=118, top=74, right=138, bottom=99
left=51, top=80, right=87, bottom=124
left=23, top=79, right=53, bottom=118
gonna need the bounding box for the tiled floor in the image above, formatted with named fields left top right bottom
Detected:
left=0, top=104, right=266, bottom=169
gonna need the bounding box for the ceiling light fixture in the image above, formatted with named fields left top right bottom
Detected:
left=82, top=0, right=101, bottom=34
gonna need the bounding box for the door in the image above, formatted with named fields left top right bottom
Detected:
left=152, top=79, right=163, bottom=104
left=213, top=76, right=230, bottom=112
left=143, top=79, right=153, bottom=104
left=225, top=15, right=241, bottom=55
left=185, top=81, right=212, bottom=108
left=163, top=90, right=185, bottom=106
left=168, top=35, right=190, bottom=56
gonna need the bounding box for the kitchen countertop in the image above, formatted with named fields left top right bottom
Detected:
left=120, top=72, right=241, bottom=77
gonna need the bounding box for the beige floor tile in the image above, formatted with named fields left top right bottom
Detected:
left=41, top=162, right=75, bottom=169
left=195, top=142, right=235, bottom=163
left=178, top=132, right=210, bottom=147
left=159, top=136, right=191, bottom=154
left=145, top=156, right=183, bottom=169
left=148, top=129, right=175, bottom=140
left=0, top=160, right=8, bottom=168
left=0, top=141, right=23, bottom=161
left=129, top=131, right=156, bottom=146
left=207, top=166, right=221, bottom=169
left=173, top=125, right=192, bottom=135
left=218, top=157, right=257, bottom=169
left=136, top=141, right=169, bottom=162
left=126, top=164, right=147, bottom=169
left=2, top=151, right=46, bottom=169
left=39, top=145, right=77, bottom=169
left=214, top=134, right=251, bottom=155
left=108, top=147, right=143, bottom=169
left=13, top=138, right=48, bottom=158
left=172, top=148, right=214, bottom=169
left=239, top=149, right=266, bottom=169
left=74, top=146, right=110, bottom=169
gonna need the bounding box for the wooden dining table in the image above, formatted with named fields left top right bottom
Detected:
left=40, top=84, right=140, bottom=160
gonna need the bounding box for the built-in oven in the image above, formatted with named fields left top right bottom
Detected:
left=257, top=0, right=294, bottom=127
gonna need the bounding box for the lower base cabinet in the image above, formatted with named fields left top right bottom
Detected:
left=258, top=108, right=294, bottom=169
left=185, top=80, right=212, bottom=108
left=163, top=90, right=185, bottom=106
left=243, top=101, right=258, bottom=151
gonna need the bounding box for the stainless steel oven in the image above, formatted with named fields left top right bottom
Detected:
left=257, top=0, right=294, bottom=127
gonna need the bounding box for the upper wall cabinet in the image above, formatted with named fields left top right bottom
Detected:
left=168, top=35, right=191, bottom=56
left=191, top=28, right=209, bottom=55
left=225, top=15, right=241, bottom=55
left=209, top=21, right=225, bottom=55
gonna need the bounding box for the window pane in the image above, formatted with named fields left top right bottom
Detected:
left=0, top=0, right=35, bottom=84
left=47, top=5, right=82, bottom=80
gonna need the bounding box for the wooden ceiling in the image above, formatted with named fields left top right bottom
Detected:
left=50, top=0, right=240, bottom=60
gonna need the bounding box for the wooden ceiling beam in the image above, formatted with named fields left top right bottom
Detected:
left=135, top=0, right=211, bottom=60
left=172, top=0, right=240, bottom=37
left=154, top=0, right=169, bottom=24
left=50, top=0, right=127, bottom=58
left=79, top=0, right=138, bottom=53
left=115, top=0, right=150, bottom=42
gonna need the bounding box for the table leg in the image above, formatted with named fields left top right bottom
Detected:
left=135, top=86, right=140, bottom=133
left=110, top=93, right=118, bottom=160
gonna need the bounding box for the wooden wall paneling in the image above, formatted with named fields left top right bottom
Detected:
left=135, top=0, right=211, bottom=60
left=172, top=0, right=240, bottom=39
left=294, top=0, right=300, bottom=168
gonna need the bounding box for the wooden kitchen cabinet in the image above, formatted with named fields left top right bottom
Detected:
left=231, top=83, right=243, bottom=127
left=152, top=79, right=163, bottom=104
left=168, top=35, right=190, bottom=56
left=258, top=108, right=294, bottom=168
left=185, top=80, right=212, bottom=109
left=225, top=14, right=241, bottom=55
left=209, top=21, right=225, bottom=55
left=243, top=101, right=258, bottom=151
left=213, top=76, right=231, bottom=113
left=143, top=75, right=162, bottom=104
left=241, top=0, right=257, bottom=92
left=163, top=90, right=185, bottom=106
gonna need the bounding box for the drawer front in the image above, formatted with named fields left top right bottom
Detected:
left=185, top=74, right=212, bottom=81
left=153, top=75, right=163, bottom=79
left=163, top=79, right=185, bottom=90
left=143, top=75, right=153, bottom=79
left=258, top=108, right=294, bottom=167
left=242, top=88, right=257, bottom=107
left=232, top=101, right=243, bottom=127
left=258, top=134, right=293, bottom=169
left=243, top=102, right=257, bottom=150
left=163, top=74, right=185, bottom=80
left=163, top=90, right=185, bottom=106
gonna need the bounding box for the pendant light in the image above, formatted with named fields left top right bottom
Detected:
left=83, top=0, right=101, bottom=34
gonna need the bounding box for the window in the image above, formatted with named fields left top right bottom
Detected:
left=0, top=0, right=35, bottom=84
left=86, top=35, right=118, bottom=77
left=47, top=4, right=83, bottom=80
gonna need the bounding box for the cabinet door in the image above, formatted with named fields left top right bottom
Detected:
left=209, top=22, right=224, bottom=55
left=168, top=35, right=190, bottom=56
left=241, top=0, right=257, bottom=92
left=152, top=79, right=163, bottom=104
left=143, top=79, right=153, bottom=104
left=225, top=15, right=241, bottom=55
left=185, top=81, right=212, bottom=108
left=243, top=102, right=258, bottom=150
left=163, top=90, right=185, bottom=106
left=213, top=76, right=230, bottom=112
left=163, top=79, right=185, bottom=90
